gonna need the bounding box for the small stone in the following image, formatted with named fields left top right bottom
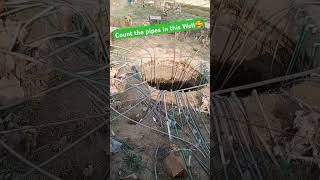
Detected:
left=111, top=138, right=122, bottom=153
left=164, top=152, right=187, bottom=178
left=152, top=117, right=157, bottom=122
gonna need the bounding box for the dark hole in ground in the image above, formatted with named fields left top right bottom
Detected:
left=147, top=76, right=207, bottom=91
left=212, top=51, right=310, bottom=96
left=142, top=63, right=208, bottom=91
left=148, top=79, right=195, bottom=91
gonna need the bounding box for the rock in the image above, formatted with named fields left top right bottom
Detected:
left=111, top=85, right=119, bottom=96
left=200, top=95, right=209, bottom=112
left=111, top=138, right=122, bottom=153
left=164, top=151, right=187, bottom=178
left=120, top=173, right=138, bottom=180
left=152, top=117, right=157, bottom=122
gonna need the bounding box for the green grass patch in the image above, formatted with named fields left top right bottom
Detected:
left=122, top=150, right=144, bottom=173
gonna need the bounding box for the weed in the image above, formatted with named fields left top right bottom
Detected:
left=123, top=150, right=144, bottom=173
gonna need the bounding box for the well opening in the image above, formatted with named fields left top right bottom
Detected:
left=212, top=50, right=311, bottom=96
left=142, top=61, right=208, bottom=91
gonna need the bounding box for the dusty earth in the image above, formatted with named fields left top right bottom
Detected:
left=110, top=1, right=210, bottom=179
left=110, top=39, right=210, bottom=179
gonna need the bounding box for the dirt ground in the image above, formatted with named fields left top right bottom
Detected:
left=110, top=1, right=210, bottom=179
